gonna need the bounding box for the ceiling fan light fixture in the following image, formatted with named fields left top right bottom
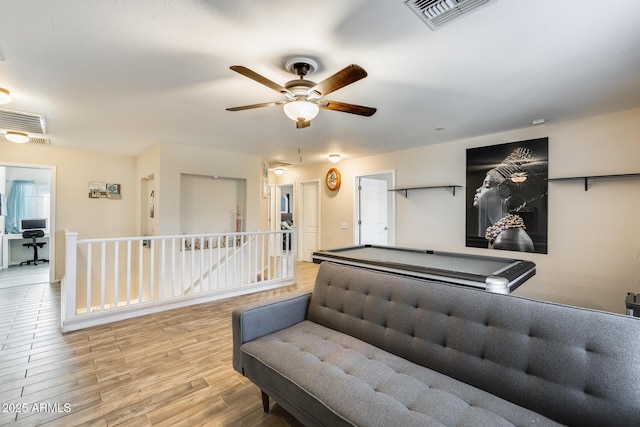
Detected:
left=328, top=154, right=341, bottom=163
left=5, top=131, right=30, bottom=143
left=0, top=87, right=11, bottom=104
left=283, top=100, right=319, bottom=123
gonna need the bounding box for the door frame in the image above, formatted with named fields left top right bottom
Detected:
left=298, top=179, right=321, bottom=261
left=0, top=161, right=56, bottom=284
left=353, top=170, right=396, bottom=246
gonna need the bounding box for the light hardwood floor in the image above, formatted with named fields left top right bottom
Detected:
left=0, top=262, right=319, bottom=426
left=0, top=263, right=50, bottom=289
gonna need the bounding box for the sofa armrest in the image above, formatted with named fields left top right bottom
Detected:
left=232, top=292, right=311, bottom=374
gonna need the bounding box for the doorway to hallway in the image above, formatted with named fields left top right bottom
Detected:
left=355, top=171, right=395, bottom=246
left=299, top=180, right=320, bottom=261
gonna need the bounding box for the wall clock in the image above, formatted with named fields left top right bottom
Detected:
left=326, top=168, right=341, bottom=191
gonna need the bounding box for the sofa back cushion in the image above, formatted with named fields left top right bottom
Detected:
left=307, top=262, right=640, bottom=426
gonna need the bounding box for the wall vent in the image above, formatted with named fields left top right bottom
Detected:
left=405, top=0, right=496, bottom=30
left=0, top=108, right=47, bottom=134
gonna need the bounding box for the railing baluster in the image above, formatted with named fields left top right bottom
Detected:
left=100, top=241, right=106, bottom=311
left=171, top=238, right=176, bottom=298
left=216, top=236, right=221, bottom=290
left=199, top=237, right=204, bottom=292
left=232, top=234, right=237, bottom=286
left=241, top=234, right=245, bottom=285
left=223, top=236, right=228, bottom=288
left=260, top=234, right=265, bottom=283
left=181, top=237, right=186, bottom=296
left=208, top=236, right=213, bottom=292
left=160, top=238, right=165, bottom=300
left=126, top=240, right=131, bottom=306
left=114, top=241, right=119, bottom=310
left=267, top=233, right=271, bottom=281
left=138, top=240, right=143, bottom=304
left=149, top=240, right=155, bottom=302
left=86, top=243, right=92, bottom=313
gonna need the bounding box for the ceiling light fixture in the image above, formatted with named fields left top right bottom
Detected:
left=328, top=154, right=341, bottom=163
left=274, top=168, right=285, bottom=175
left=283, top=101, right=319, bottom=124
left=4, top=131, right=30, bottom=143
left=0, top=87, right=11, bottom=104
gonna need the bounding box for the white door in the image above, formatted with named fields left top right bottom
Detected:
left=300, top=181, right=320, bottom=261
left=359, top=177, right=388, bottom=245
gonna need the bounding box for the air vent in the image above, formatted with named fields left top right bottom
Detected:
left=0, top=108, right=47, bottom=134
left=405, top=0, right=496, bottom=30
left=268, top=160, right=296, bottom=169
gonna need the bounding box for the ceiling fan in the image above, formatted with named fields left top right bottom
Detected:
left=226, top=57, right=377, bottom=128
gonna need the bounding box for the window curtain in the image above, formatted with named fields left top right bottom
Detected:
left=6, top=180, right=35, bottom=234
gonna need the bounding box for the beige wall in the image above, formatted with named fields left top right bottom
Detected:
left=3, top=109, right=638, bottom=313
left=280, top=108, right=640, bottom=313
left=154, top=143, right=268, bottom=236
left=1, top=140, right=270, bottom=281
left=0, top=141, right=138, bottom=280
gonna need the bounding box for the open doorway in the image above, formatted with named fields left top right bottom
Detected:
left=354, top=171, right=395, bottom=246
left=276, top=184, right=294, bottom=253
left=0, top=163, right=55, bottom=289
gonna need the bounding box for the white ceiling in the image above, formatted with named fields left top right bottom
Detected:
left=1, top=0, right=639, bottom=164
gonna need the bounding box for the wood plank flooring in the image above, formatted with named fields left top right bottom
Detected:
left=0, top=263, right=50, bottom=289
left=0, top=262, right=319, bottom=426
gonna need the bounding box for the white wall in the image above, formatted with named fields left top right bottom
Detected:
left=280, top=108, right=640, bottom=314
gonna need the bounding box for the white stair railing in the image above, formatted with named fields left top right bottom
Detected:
left=61, top=229, right=297, bottom=332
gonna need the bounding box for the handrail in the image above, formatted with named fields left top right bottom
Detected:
left=61, top=228, right=297, bottom=332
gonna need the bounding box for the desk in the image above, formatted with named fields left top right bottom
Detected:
left=311, top=245, right=536, bottom=294
left=2, top=233, right=50, bottom=269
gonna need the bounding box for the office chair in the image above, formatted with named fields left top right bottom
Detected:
left=20, top=230, right=49, bottom=266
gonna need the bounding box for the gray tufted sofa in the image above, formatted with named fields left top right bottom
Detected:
left=232, top=262, right=640, bottom=426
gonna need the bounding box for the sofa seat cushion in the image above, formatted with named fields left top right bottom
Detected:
left=241, top=321, right=562, bottom=427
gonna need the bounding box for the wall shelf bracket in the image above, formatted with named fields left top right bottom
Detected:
left=390, top=185, right=462, bottom=198
left=547, top=172, right=640, bottom=191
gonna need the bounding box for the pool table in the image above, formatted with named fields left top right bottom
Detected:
left=311, top=245, right=536, bottom=294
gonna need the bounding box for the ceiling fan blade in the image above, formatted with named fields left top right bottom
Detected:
left=226, top=101, right=285, bottom=111
left=308, top=64, right=368, bottom=98
left=230, top=66, right=294, bottom=97
left=319, top=100, right=377, bottom=116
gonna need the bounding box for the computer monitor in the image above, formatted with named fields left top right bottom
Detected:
left=20, top=218, right=48, bottom=232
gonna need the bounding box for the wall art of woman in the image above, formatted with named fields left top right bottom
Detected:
left=466, top=139, right=548, bottom=254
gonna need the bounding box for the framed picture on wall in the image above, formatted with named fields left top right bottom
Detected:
left=466, top=138, right=548, bottom=254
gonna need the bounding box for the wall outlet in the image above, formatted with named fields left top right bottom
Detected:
left=341, top=223, right=348, bottom=229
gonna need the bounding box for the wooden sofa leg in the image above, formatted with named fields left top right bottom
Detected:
left=261, top=390, right=270, bottom=412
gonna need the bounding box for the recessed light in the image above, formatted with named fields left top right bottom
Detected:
left=5, top=131, right=30, bottom=143
left=531, top=119, right=545, bottom=125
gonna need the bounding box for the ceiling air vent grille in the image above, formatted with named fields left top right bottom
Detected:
left=268, top=160, right=296, bottom=169
left=0, top=108, right=47, bottom=134
left=405, top=0, right=496, bottom=30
